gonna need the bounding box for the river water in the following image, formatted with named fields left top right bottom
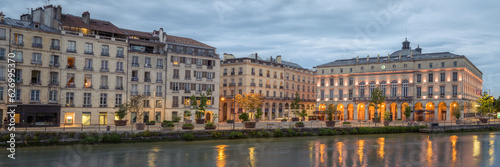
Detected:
left=2, top=132, right=499, bottom=167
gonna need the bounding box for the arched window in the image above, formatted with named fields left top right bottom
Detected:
left=380, top=81, right=387, bottom=96
left=361, top=67, right=364, bottom=70
left=391, top=80, right=398, bottom=97
left=369, top=81, right=376, bottom=97
left=393, top=64, right=396, bottom=68
left=359, top=81, right=365, bottom=98
left=371, top=66, right=375, bottom=70
left=402, top=80, right=409, bottom=97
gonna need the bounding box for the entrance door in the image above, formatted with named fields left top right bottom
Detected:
left=99, top=112, right=106, bottom=125
left=82, top=112, right=91, bottom=125
left=206, top=113, right=211, bottom=123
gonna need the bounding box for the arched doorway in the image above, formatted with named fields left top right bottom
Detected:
left=337, top=104, right=344, bottom=120
left=206, top=112, right=211, bottom=123
left=358, top=103, right=365, bottom=120
left=223, top=103, right=228, bottom=121
left=390, top=103, right=397, bottom=120
left=450, top=102, right=460, bottom=120
left=426, top=102, right=435, bottom=121
left=319, top=104, right=326, bottom=111
left=265, top=103, right=270, bottom=120
left=347, top=104, right=354, bottom=120
left=272, top=103, right=277, bottom=119
left=369, top=103, right=375, bottom=120
left=438, top=102, right=447, bottom=121
left=279, top=103, right=283, bottom=118
left=401, top=103, right=409, bottom=121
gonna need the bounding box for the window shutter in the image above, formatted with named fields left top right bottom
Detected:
left=203, top=60, right=208, bottom=65
left=170, top=82, right=173, bottom=89
left=180, top=82, right=184, bottom=90
left=202, top=72, right=207, bottom=78
left=170, top=56, right=174, bottom=62
left=180, top=57, right=185, bottom=63
left=191, top=83, right=196, bottom=90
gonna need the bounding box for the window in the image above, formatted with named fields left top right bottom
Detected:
left=14, top=34, right=23, bottom=45
left=453, top=72, right=458, bottom=81
left=172, top=96, right=179, bottom=107
left=348, top=89, right=353, bottom=99
left=429, top=63, right=433, bottom=68
left=15, top=89, right=21, bottom=101
left=67, top=57, right=75, bottom=69
left=83, top=93, right=92, bottom=107
left=30, top=90, right=40, bottom=102
left=84, top=59, right=93, bottom=70
left=50, top=55, right=59, bottom=66
left=13, top=51, right=23, bottom=62
left=51, top=39, right=60, bottom=50
left=428, top=86, right=433, bottom=96
left=391, top=81, right=397, bottom=97
left=0, top=67, right=4, bottom=81
left=157, top=59, right=163, bottom=68
left=66, top=92, right=74, bottom=106
left=131, top=84, right=138, bottom=95
left=14, top=69, right=22, bottom=83
left=339, top=89, right=343, bottom=99
left=359, top=82, right=365, bottom=98
left=32, top=36, right=42, bottom=48
left=116, top=62, right=124, bottom=72
left=0, top=28, right=5, bottom=40
left=31, top=53, right=42, bottom=64
left=453, top=61, right=457, bottom=67
left=418, top=64, right=421, bottom=69
left=452, top=86, right=457, bottom=96
left=132, top=56, right=139, bottom=66
left=329, top=89, right=334, bottom=99
left=145, top=57, right=151, bottom=68
left=371, top=66, right=374, bottom=70
left=101, top=45, right=109, bottom=56
left=369, top=82, right=376, bottom=97
left=117, top=47, right=124, bottom=57
left=340, top=68, right=343, bottom=73
left=380, top=81, right=386, bottom=95
left=320, top=90, right=325, bottom=99
left=115, top=94, right=122, bottom=106
left=329, top=78, right=334, bottom=86
left=67, top=41, right=76, bottom=52
left=441, top=62, right=445, bottom=67
left=156, top=86, right=162, bottom=96
left=417, top=74, right=421, bottom=83
left=85, top=43, right=93, bottom=54
left=339, top=78, right=344, bottom=86
left=49, top=72, right=58, bottom=84
left=196, top=59, right=202, bottom=66
left=31, top=70, right=41, bottom=84
left=417, top=87, right=421, bottom=98
left=0, top=48, right=5, bottom=60
left=185, top=70, right=191, bottom=79
left=393, top=65, right=396, bottom=68
left=349, top=78, right=353, bottom=86
left=101, top=60, right=108, bottom=71
left=173, top=56, right=179, bottom=65
left=144, top=85, right=151, bottom=95
left=440, top=73, right=446, bottom=82
left=156, top=72, right=163, bottom=82
left=156, top=100, right=162, bottom=108
left=48, top=90, right=57, bottom=103
left=144, top=72, right=151, bottom=82
left=66, top=73, right=75, bottom=87
left=100, top=93, right=107, bottom=107
left=402, top=80, right=409, bottom=97
left=404, top=64, right=407, bottom=67
left=440, top=86, right=445, bottom=97
left=320, top=79, right=325, bottom=86
left=172, top=82, right=179, bottom=91
left=101, top=75, right=108, bottom=88
left=428, top=73, right=434, bottom=82
left=116, top=76, right=123, bottom=89
left=84, top=74, right=92, bottom=88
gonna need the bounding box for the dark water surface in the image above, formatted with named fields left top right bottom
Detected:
left=2, top=132, right=499, bottom=167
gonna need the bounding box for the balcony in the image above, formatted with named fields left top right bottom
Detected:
left=238, top=83, right=242, bottom=86
left=131, top=63, right=139, bottom=67
left=273, top=85, right=277, bottom=89
left=66, top=49, right=77, bottom=53
left=66, top=83, right=75, bottom=88
left=266, top=85, right=271, bottom=88
left=223, top=73, right=227, bottom=76
left=31, top=60, right=42, bottom=65
left=196, top=65, right=202, bottom=68
left=101, top=52, right=109, bottom=56
left=66, top=104, right=75, bottom=107
left=207, top=66, right=213, bottom=69
left=229, top=83, right=236, bottom=87
left=250, top=83, right=256, bottom=87
left=223, top=83, right=227, bottom=87
left=144, top=92, right=151, bottom=96
left=116, top=69, right=124, bottom=73
left=84, top=51, right=94, bottom=55
left=115, top=86, right=124, bottom=90
left=48, top=100, right=58, bottom=104
left=100, top=86, right=109, bottom=89
left=251, top=72, right=255, bottom=75
left=32, top=43, right=43, bottom=48
left=259, top=73, right=263, bottom=76
left=280, top=86, right=284, bottom=89
left=185, top=77, right=191, bottom=80
left=144, top=78, right=151, bottom=82
left=157, top=65, right=163, bottom=69
left=196, top=77, right=202, bottom=81
left=231, top=72, right=235, bottom=75
left=259, top=84, right=263, bottom=87
left=49, top=81, right=59, bottom=86
left=156, top=80, right=163, bottom=83
left=185, top=90, right=191, bottom=93
left=131, top=77, right=138, bottom=81
left=267, top=74, right=270, bottom=77
left=49, top=45, right=60, bottom=50
left=49, top=62, right=60, bottom=67
left=100, top=68, right=109, bottom=72
left=130, top=91, right=138, bottom=96
left=83, top=67, right=93, bottom=71
left=30, top=80, right=41, bottom=85
left=67, top=65, right=76, bottom=69
left=274, top=75, right=277, bottom=78
left=12, top=40, right=24, bottom=46
left=144, top=64, right=152, bottom=68
left=173, top=76, right=180, bottom=79
left=238, top=72, right=243, bottom=75
left=155, top=92, right=162, bottom=97
left=116, top=54, right=124, bottom=58
left=83, top=104, right=92, bottom=108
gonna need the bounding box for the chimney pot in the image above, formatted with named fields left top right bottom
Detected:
left=82, top=11, right=90, bottom=24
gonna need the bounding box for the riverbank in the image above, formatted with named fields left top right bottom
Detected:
left=3, top=124, right=500, bottom=147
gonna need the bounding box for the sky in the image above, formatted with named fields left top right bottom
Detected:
left=2, top=0, right=500, bottom=96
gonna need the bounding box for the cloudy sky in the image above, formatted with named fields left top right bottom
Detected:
left=2, top=0, right=500, bottom=96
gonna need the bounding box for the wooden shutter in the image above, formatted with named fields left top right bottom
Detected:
left=170, top=82, right=173, bottom=89
left=180, top=82, right=184, bottom=90
left=170, top=56, right=174, bottom=62
left=191, top=83, right=196, bottom=90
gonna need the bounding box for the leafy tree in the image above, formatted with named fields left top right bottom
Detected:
left=477, top=92, right=495, bottom=117
left=129, top=95, right=147, bottom=123
left=325, top=104, right=337, bottom=121
left=403, top=106, right=412, bottom=121
left=255, top=108, right=263, bottom=120
left=296, top=109, right=308, bottom=122
left=235, top=93, right=265, bottom=121
left=114, top=104, right=129, bottom=120
left=369, top=88, right=386, bottom=120
left=382, top=111, right=391, bottom=121
left=190, top=89, right=212, bottom=120
left=290, top=92, right=302, bottom=118
left=451, top=104, right=464, bottom=120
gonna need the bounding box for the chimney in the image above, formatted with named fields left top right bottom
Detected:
left=367, top=55, right=369, bottom=62
left=276, top=55, right=282, bottom=64
left=159, top=28, right=164, bottom=43
left=377, top=54, right=380, bottom=62
left=270, top=56, right=273, bottom=63
left=387, top=53, right=390, bottom=60
left=255, top=53, right=258, bottom=60
left=32, top=7, right=43, bottom=23
left=356, top=56, right=359, bottom=63
left=0, top=12, right=4, bottom=23
left=82, top=11, right=90, bottom=24
left=398, top=52, right=401, bottom=60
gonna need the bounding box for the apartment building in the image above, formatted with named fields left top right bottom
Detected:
left=316, top=39, right=483, bottom=122
left=219, top=53, right=316, bottom=122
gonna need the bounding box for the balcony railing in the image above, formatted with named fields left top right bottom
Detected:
left=83, top=67, right=93, bottom=71
left=223, top=73, right=227, bottom=76
left=116, top=86, right=124, bottom=90
left=144, top=78, right=151, bottom=82
left=67, top=65, right=76, bottom=69
left=155, top=92, right=162, bottom=97
left=156, top=80, right=163, bottom=83
left=223, top=83, right=227, bottom=87
left=32, top=43, right=43, bottom=48
left=100, top=86, right=109, bottom=89
left=144, top=64, right=152, bottom=68
left=130, top=91, right=138, bottom=96
left=66, top=49, right=76, bottom=53
left=229, top=83, right=236, bottom=87
left=238, top=72, right=243, bottom=75
left=157, top=65, right=163, bottom=69
left=250, top=83, right=256, bottom=87
left=101, top=52, right=109, bottom=56
left=238, top=83, right=242, bottom=86
left=116, top=54, right=124, bottom=58
left=50, top=45, right=60, bottom=50
left=83, top=104, right=92, bottom=108
left=131, top=77, right=138, bottom=81
left=66, top=83, right=75, bottom=88
left=231, top=72, right=235, bottom=75
left=116, top=69, right=124, bottom=73
left=100, top=68, right=109, bottom=72
left=251, top=72, right=255, bottom=75
left=144, top=92, right=151, bottom=96
left=12, top=40, right=24, bottom=46
left=84, top=51, right=94, bottom=55
left=131, top=63, right=139, bottom=67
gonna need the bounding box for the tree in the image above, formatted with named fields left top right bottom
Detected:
left=114, top=104, right=129, bottom=120
left=235, top=93, right=265, bottom=121
left=477, top=92, right=495, bottom=117
left=494, top=96, right=500, bottom=114
left=325, top=104, right=337, bottom=121
left=451, top=104, right=464, bottom=120
left=369, top=88, right=386, bottom=119
left=190, top=89, right=212, bottom=120
left=403, top=106, right=412, bottom=121
left=290, top=92, right=302, bottom=118
left=129, top=95, right=147, bottom=123
left=255, top=108, right=263, bottom=120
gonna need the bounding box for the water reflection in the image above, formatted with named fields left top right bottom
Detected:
left=449, top=135, right=458, bottom=164
left=358, top=140, right=365, bottom=166
left=215, top=145, right=228, bottom=167
left=489, top=133, right=495, bottom=166
left=148, top=146, right=160, bottom=167
left=249, top=147, right=256, bottom=167
left=426, top=136, right=433, bottom=166
left=336, top=142, right=344, bottom=166
left=377, top=137, right=385, bottom=160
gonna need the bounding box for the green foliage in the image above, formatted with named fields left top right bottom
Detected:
left=342, top=122, right=351, bottom=124
left=172, top=115, right=181, bottom=122
left=102, top=133, right=121, bottom=143
left=182, top=123, right=194, bottom=128
left=273, top=129, right=284, bottom=137
left=255, top=108, right=263, bottom=119
left=210, top=132, right=223, bottom=138
left=295, top=122, right=304, bottom=126
left=228, top=131, right=243, bottom=139
left=477, top=92, right=495, bottom=117
left=451, top=104, right=464, bottom=120
left=287, top=128, right=297, bottom=137
left=349, top=129, right=358, bottom=135
left=325, top=104, right=337, bottom=121
left=183, top=133, right=196, bottom=141
left=369, top=87, right=386, bottom=118
left=290, top=92, right=302, bottom=118
left=162, top=121, right=175, bottom=127
left=129, top=95, right=148, bottom=123
left=184, top=110, right=192, bottom=117
left=295, top=109, right=308, bottom=121
left=114, top=104, right=129, bottom=120
left=404, top=106, right=412, bottom=120
left=205, top=122, right=216, bottom=127
left=382, top=111, right=391, bottom=121
left=318, top=128, right=337, bottom=136
left=239, top=113, right=250, bottom=122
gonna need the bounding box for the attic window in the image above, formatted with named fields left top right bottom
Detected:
left=34, top=24, right=40, bottom=29
left=103, top=23, right=109, bottom=25
left=16, top=22, right=23, bottom=25
left=90, top=21, right=97, bottom=24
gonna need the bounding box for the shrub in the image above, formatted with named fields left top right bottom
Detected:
left=318, top=129, right=334, bottom=136
left=183, top=133, right=196, bottom=141
left=103, top=133, right=121, bottom=143
left=349, top=129, right=358, bottom=135
left=342, top=122, right=351, bottom=124
left=228, top=131, right=243, bottom=139
left=82, top=136, right=99, bottom=144
left=287, top=128, right=297, bottom=137
left=210, top=132, right=222, bottom=138
left=273, top=129, right=284, bottom=137
left=262, top=130, right=272, bottom=137
left=295, top=122, right=304, bottom=126
left=256, top=132, right=263, bottom=137
left=182, top=123, right=194, bottom=128
left=239, top=113, right=250, bottom=122
left=162, top=121, right=175, bottom=127
left=205, top=122, right=216, bottom=127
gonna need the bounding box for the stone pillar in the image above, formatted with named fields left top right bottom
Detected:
left=397, top=104, right=401, bottom=119
left=434, top=108, right=439, bottom=121
left=353, top=105, right=358, bottom=120
left=365, top=106, right=369, bottom=121
left=344, top=106, right=348, bottom=120
left=446, top=105, right=451, bottom=121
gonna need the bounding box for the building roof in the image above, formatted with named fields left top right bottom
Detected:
left=60, top=14, right=126, bottom=35
left=120, top=28, right=156, bottom=39
left=0, top=18, right=60, bottom=34
left=317, top=52, right=464, bottom=67
left=166, top=35, right=215, bottom=49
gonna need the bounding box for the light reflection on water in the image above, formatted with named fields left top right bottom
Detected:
left=5, top=132, right=500, bottom=166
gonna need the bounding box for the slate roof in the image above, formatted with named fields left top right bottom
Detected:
left=60, top=14, right=126, bottom=35
left=166, top=35, right=215, bottom=49
left=121, top=28, right=156, bottom=39
left=0, top=18, right=59, bottom=34
left=317, top=52, right=464, bottom=68
left=245, top=54, right=308, bottom=70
